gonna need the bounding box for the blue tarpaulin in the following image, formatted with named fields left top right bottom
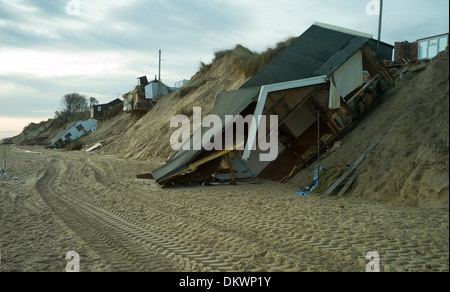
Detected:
left=1, top=168, right=18, bottom=180
left=296, top=165, right=326, bottom=196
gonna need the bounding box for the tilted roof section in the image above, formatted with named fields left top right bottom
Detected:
left=313, top=22, right=373, bottom=38
left=241, top=24, right=374, bottom=89
left=151, top=87, right=261, bottom=183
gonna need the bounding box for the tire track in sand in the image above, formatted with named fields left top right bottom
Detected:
left=82, top=157, right=360, bottom=272
left=68, top=154, right=448, bottom=272
left=41, top=158, right=255, bottom=272
left=36, top=160, right=178, bottom=271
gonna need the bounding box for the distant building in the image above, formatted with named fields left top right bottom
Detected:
left=123, top=76, right=172, bottom=112
left=50, top=118, right=98, bottom=148
left=145, top=78, right=171, bottom=103
left=418, top=33, right=448, bottom=60
left=394, top=40, right=418, bottom=62
left=90, top=98, right=123, bottom=120
left=123, top=86, right=148, bottom=113
left=394, top=33, right=448, bottom=61
left=137, top=76, right=149, bottom=86
left=174, top=79, right=189, bottom=89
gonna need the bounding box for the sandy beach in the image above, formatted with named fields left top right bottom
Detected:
left=1, top=0, right=449, bottom=276
left=0, top=144, right=448, bottom=272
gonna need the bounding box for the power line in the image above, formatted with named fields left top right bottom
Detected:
left=144, top=51, right=160, bottom=76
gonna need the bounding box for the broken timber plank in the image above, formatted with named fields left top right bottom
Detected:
left=337, top=166, right=362, bottom=197
left=346, top=74, right=380, bottom=104
left=158, top=141, right=245, bottom=186
left=85, top=143, right=103, bottom=152
left=225, top=153, right=237, bottom=185
left=320, top=134, right=383, bottom=199
left=137, top=173, right=154, bottom=180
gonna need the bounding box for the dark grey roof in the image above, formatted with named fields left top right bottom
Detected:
left=367, top=39, right=395, bottom=61
left=241, top=24, right=392, bottom=89
left=152, top=87, right=261, bottom=183
left=97, top=98, right=122, bottom=108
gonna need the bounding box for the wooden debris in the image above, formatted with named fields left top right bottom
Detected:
left=85, top=143, right=103, bottom=152
left=321, top=134, right=383, bottom=199
left=224, top=153, right=237, bottom=185
left=346, top=74, right=380, bottom=104
left=337, top=167, right=362, bottom=197
left=137, top=173, right=154, bottom=180
left=327, top=141, right=342, bottom=154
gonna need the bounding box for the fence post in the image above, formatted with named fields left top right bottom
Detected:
left=2, top=148, right=6, bottom=171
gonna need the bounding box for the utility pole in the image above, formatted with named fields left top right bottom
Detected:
left=317, top=110, right=320, bottom=163
left=158, top=49, right=161, bottom=100
left=377, top=0, right=384, bottom=57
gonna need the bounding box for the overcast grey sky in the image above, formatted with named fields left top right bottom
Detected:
left=0, top=0, right=449, bottom=139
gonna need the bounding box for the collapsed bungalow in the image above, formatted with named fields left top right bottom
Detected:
left=151, top=22, right=394, bottom=187
left=123, top=77, right=171, bottom=112
left=50, top=117, right=98, bottom=148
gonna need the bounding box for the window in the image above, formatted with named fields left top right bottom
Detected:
left=76, top=125, right=85, bottom=132
left=65, top=133, right=72, bottom=139
left=439, top=36, right=449, bottom=53
left=419, top=35, right=448, bottom=59
left=98, top=106, right=102, bottom=112
left=428, top=39, right=438, bottom=58
left=419, top=41, right=428, bottom=59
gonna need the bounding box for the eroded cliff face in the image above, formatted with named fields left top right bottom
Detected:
left=290, top=48, right=449, bottom=207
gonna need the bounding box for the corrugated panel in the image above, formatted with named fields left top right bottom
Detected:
left=313, top=36, right=368, bottom=76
